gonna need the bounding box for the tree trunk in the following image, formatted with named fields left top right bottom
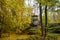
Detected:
left=45, top=5, right=48, bottom=40
left=39, top=3, right=44, bottom=40
left=0, top=29, right=1, bottom=38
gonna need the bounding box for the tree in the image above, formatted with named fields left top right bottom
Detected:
left=39, top=3, right=44, bottom=39
left=0, top=0, right=33, bottom=36
left=37, top=0, right=59, bottom=40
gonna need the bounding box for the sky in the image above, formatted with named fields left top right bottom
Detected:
left=25, top=0, right=40, bottom=15
left=25, top=0, right=60, bottom=16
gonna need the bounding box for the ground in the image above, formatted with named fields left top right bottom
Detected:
left=0, top=33, right=30, bottom=40
left=0, top=33, right=60, bottom=40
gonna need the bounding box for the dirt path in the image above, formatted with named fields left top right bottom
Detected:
left=0, top=33, right=30, bottom=40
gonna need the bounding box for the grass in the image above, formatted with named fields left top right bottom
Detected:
left=0, top=26, right=60, bottom=40
left=0, top=33, right=60, bottom=40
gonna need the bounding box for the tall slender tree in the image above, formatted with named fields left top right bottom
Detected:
left=39, top=3, right=44, bottom=40
left=37, top=0, right=59, bottom=40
